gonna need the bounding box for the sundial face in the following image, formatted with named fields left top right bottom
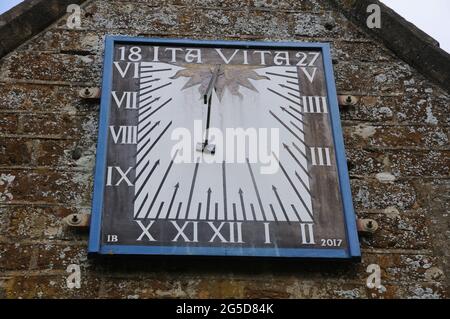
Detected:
left=89, top=37, right=361, bottom=259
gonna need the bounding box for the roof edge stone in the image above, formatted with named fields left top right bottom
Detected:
left=0, top=0, right=87, bottom=59
left=330, top=0, right=450, bottom=94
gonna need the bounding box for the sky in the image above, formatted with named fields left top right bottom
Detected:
left=0, top=0, right=22, bottom=14
left=0, top=0, right=449, bottom=53
left=381, top=0, right=450, bottom=53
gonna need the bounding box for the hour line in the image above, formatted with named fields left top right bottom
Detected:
left=138, top=121, right=160, bottom=144
left=206, top=188, right=212, bottom=221
left=143, top=149, right=179, bottom=219
left=282, top=143, right=310, bottom=178
left=288, top=92, right=301, bottom=100
left=135, top=121, right=172, bottom=166
left=250, top=204, right=257, bottom=221
left=281, top=106, right=306, bottom=125
left=238, top=188, right=247, bottom=221
left=134, top=159, right=150, bottom=184
left=140, top=78, right=160, bottom=88
left=213, top=202, right=218, bottom=221
left=269, top=204, right=280, bottom=223
left=185, top=162, right=200, bottom=219
left=292, top=142, right=308, bottom=159
left=273, top=152, right=314, bottom=221
left=295, top=171, right=311, bottom=194
left=290, top=120, right=305, bottom=135
left=139, top=96, right=161, bottom=114
left=291, top=205, right=303, bottom=223
left=175, top=202, right=183, bottom=220
left=288, top=105, right=305, bottom=118
left=196, top=202, right=202, bottom=220
left=269, top=110, right=303, bottom=144
left=279, top=84, right=300, bottom=93
left=272, top=185, right=291, bottom=223
left=154, top=201, right=165, bottom=219
left=134, top=159, right=160, bottom=202
left=246, top=158, right=266, bottom=222
left=266, top=72, right=298, bottom=80
left=139, top=98, right=159, bottom=118
left=267, top=88, right=301, bottom=106
left=139, top=98, right=172, bottom=125
left=135, top=193, right=149, bottom=219
left=222, top=161, right=228, bottom=221
left=141, top=68, right=172, bottom=73
left=166, top=183, right=180, bottom=219
left=139, top=82, right=172, bottom=97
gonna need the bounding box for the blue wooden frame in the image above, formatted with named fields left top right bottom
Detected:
left=88, top=36, right=361, bottom=260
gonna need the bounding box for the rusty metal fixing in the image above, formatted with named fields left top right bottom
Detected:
left=79, top=87, right=101, bottom=99
left=64, top=213, right=91, bottom=228
left=357, top=218, right=379, bottom=234
left=338, top=95, right=359, bottom=106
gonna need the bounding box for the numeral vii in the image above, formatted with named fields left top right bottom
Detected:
left=112, top=91, right=138, bottom=109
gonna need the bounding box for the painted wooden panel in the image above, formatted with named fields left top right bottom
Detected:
left=88, top=37, right=360, bottom=259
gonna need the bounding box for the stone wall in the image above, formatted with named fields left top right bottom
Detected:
left=0, top=0, right=448, bottom=298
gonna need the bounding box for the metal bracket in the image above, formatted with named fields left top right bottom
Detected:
left=357, top=218, right=378, bottom=234
left=79, top=87, right=101, bottom=99
left=196, top=142, right=216, bottom=154
left=64, top=213, right=91, bottom=228
left=338, top=95, right=359, bottom=106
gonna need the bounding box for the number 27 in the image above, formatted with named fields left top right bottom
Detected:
left=296, top=52, right=320, bottom=66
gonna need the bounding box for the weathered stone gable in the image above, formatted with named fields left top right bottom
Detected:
left=0, top=0, right=448, bottom=298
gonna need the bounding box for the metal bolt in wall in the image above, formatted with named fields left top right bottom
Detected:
left=64, top=214, right=91, bottom=228
left=79, top=87, right=101, bottom=99
left=357, top=219, right=379, bottom=234
left=338, top=95, right=359, bottom=106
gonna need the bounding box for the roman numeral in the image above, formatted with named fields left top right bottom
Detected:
left=113, top=62, right=139, bottom=78
left=310, top=147, right=332, bottom=166
left=106, top=166, right=133, bottom=186
left=264, top=222, right=271, bottom=244
left=207, top=222, right=244, bottom=243
left=300, top=67, right=317, bottom=83
left=111, top=91, right=138, bottom=109
left=136, top=220, right=156, bottom=241
left=302, top=96, right=328, bottom=113
left=215, top=48, right=239, bottom=64
left=109, top=126, right=137, bottom=144
left=171, top=221, right=198, bottom=242
left=299, top=223, right=315, bottom=244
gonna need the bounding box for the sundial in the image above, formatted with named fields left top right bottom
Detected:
left=88, top=37, right=361, bottom=259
